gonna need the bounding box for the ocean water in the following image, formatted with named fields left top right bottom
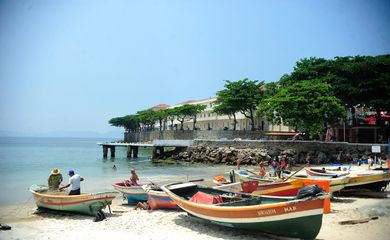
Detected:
left=0, top=137, right=233, bottom=205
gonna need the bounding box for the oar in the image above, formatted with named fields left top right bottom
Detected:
left=146, top=177, right=157, bottom=185
left=246, top=169, right=260, bottom=176
left=188, top=178, right=204, bottom=182
left=282, top=164, right=308, bottom=182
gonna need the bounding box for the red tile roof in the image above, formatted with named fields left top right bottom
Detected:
left=151, top=104, right=171, bottom=110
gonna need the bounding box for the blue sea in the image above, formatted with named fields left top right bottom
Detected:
left=0, top=137, right=232, bottom=205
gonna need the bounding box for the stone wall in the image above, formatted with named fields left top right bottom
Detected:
left=171, top=140, right=389, bottom=166
left=124, top=130, right=289, bottom=142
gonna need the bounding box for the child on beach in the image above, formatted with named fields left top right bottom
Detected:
left=259, top=160, right=266, bottom=177
left=130, top=169, right=139, bottom=185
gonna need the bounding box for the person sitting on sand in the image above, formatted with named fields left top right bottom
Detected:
left=130, top=169, right=139, bottom=186
left=59, top=170, right=84, bottom=195
left=48, top=168, right=63, bottom=191
left=134, top=201, right=150, bottom=210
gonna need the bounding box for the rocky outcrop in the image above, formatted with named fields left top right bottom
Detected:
left=170, top=140, right=388, bottom=166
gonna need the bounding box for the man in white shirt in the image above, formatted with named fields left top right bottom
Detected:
left=59, top=170, right=84, bottom=195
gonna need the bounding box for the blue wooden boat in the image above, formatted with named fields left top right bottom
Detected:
left=112, top=182, right=148, bottom=205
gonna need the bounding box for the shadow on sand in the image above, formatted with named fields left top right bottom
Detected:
left=32, top=207, right=123, bottom=221
left=173, top=213, right=300, bottom=240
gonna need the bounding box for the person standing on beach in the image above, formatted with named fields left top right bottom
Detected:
left=130, top=169, right=139, bottom=186
left=48, top=168, right=63, bottom=191
left=280, top=158, right=286, bottom=173
left=59, top=170, right=84, bottom=195
left=259, top=160, right=266, bottom=177
left=236, top=153, right=243, bottom=170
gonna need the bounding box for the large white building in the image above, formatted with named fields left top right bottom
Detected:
left=154, top=97, right=293, bottom=132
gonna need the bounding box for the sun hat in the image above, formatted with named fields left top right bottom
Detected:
left=130, top=169, right=135, bottom=173
left=51, top=168, right=61, bottom=175
left=68, top=170, right=75, bottom=175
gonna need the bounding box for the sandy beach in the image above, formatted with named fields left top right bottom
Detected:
left=1, top=191, right=390, bottom=240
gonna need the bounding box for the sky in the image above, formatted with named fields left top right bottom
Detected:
left=0, top=0, right=389, bottom=137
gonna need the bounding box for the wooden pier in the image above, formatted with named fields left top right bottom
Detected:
left=97, top=140, right=193, bottom=158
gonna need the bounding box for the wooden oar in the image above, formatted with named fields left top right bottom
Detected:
left=282, top=164, right=308, bottom=182
left=188, top=178, right=204, bottom=182
left=246, top=169, right=260, bottom=176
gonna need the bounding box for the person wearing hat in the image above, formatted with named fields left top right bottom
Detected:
left=59, top=170, right=84, bottom=195
left=48, top=168, right=63, bottom=191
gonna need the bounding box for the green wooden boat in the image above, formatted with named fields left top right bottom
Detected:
left=162, top=182, right=326, bottom=240
left=29, top=184, right=117, bottom=216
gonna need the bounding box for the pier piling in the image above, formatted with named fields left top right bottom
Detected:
left=127, top=146, right=132, bottom=158
left=133, top=146, right=139, bottom=158
left=103, top=146, right=108, bottom=158
left=110, top=146, right=115, bottom=158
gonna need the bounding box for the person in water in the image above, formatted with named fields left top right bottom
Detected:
left=48, top=168, right=63, bottom=191
left=130, top=169, right=139, bottom=185
left=59, top=170, right=84, bottom=195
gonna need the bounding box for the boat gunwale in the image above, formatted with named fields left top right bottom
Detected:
left=29, top=189, right=117, bottom=200
left=161, top=184, right=325, bottom=212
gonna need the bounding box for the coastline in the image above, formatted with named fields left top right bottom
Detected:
left=1, top=193, right=390, bottom=240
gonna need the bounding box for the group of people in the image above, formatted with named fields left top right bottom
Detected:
left=236, top=156, right=288, bottom=179
left=269, top=157, right=287, bottom=178
left=47, top=167, right=139, bottom=195
left=47, top=168, right=84, bottom=195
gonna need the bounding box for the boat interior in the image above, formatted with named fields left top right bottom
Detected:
left=168, top=183, right=293, bottom=206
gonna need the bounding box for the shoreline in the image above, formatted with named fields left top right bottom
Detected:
left=1, top=193, right=390, bottom=240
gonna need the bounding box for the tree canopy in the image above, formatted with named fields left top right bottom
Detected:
left=109, top=54, right=389, bottom=142
left=137, top=109, right=158, bottom=130
left=186, top=104, right=206, bottom=130
left=215, top=78, right=264, bottom=130
left=173, top=104, right=205, bottom=130
left=258, top=80, right=345, bottom=139
left=279, top=55, right=390, bottom=126
left=108, top=115, right=140, bottom=132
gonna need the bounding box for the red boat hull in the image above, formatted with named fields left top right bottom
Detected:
left=147, top=190, right=177, bottom=210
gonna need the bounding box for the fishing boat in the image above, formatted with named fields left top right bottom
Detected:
left=162, top=182, right=326, bottom=239
left=305, top=167, right=349, bottom=177
left=291, top=175, right=350, bottom=193
left=29, top=184, right=117, bottom=216
left=112, top=182, right=148, bottom=205
left=251, top=179, right=308, bottom=197
left=343, top=169, right=390, bottom=191
left=214, top=178, right=307, bottom=197
left=235, top=169, right=275, bottom=183
left=143, top=184, right=177, bottom=210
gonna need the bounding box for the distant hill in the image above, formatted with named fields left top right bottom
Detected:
left=0, top=130, right=124, bottom=139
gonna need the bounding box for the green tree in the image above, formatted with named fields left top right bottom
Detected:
left=215, top=78, right=264, bottom=131
left=186, top=104, right=206, bottom=130
left=165, top=108, right=177, bottom=130
left=258, top=81, right=345, bottom=139
left=214, top=87, right=240, bottom=130
left=345, top=55, right=390, bottom=130
left=137, top=109, right=158, bottom=130
left=279, top=55, right=390, bottom=131
left=154, top=109, right=168, bottom=131
left=108, top=115, right=140, bottom=132
left=174, top=104, right=195, bottom=130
